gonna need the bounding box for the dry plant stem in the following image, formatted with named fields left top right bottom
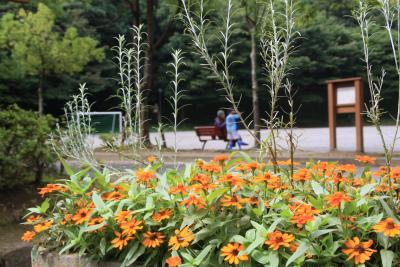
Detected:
left=180, top=0, right=261, bottom=145
left=168, top=49, right=185, bottom=167
left=285, top=81, right=297, bottom=186
left=357, top=1, right=400, bottom=187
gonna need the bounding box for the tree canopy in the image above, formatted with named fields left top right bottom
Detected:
left=0, top=0, right=397, bottom=126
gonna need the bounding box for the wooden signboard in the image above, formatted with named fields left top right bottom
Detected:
left=326, top=77, right=364, bottom=152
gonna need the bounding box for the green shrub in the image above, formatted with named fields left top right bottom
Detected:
left=0, top=105, right=56, bottom=189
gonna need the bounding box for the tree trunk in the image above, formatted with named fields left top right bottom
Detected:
left=38, top=77, right=44, bottom=115
left=250, top=29, right=261, bottom=146
left=141, top=0, right=154, bottom=146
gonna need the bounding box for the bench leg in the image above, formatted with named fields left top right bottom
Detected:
left=202, top=141, right=207, bottom=150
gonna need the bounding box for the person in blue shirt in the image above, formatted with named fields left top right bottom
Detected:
left=225, top=110, right=248, bottom=150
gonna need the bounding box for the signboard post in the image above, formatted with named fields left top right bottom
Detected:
left=326, top=77, right=364, bottom=152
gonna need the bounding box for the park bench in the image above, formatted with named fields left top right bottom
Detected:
left=194, top=126, right=228, bottom=150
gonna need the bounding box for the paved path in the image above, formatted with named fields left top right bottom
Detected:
left=90, top=126, right=399, bottom=153
left=148, top=126, right=398, bottom=153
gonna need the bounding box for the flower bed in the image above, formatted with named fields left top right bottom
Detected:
left=23, top=154, right=400, bottom=266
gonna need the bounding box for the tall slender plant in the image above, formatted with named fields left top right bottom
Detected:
left=50, top=83, right=96, bottom=165
left=260, top=0, right=297, bottom=167
left=167, top=49, right=186, bottom=166
left=355, top=0, right=400, bottom=186
left=113, top=25, right=147, bottom=151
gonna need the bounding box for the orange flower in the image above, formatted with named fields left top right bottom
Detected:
left=166, top=256, right=182, bottom=267
left=115, top=210, right=132, bottom=224
left=337, top=164, right=356, bottom=174
left=292, top=168, right=311, bottom=182
left=220, top=242, right=249, bottom=265
left=218, top=174, right=246, bottom=188
left=355, top=155, right=376, bottom=165
left=372, top=218, right=400, bottom=237
left=152, top=209, right=173, bottom=223
left=168, top=226, right=195, bottom=250
left=135, top=169, right=156, bottom=183
left=120, top=218, right=143, bottom=236
left=170, top=183, right=188, bottom=195
left=21, top=231, right=35, bottom=242
left=38, top=184, right=65, bottom=197
left=142, top=232, right=165, bottom=248
left=60, top=213, right=72, bottom=225
left=342, top=237, right=376, bottom=264
left=212, top=154, right=230, bottom=163
left=220, top=195, right=244, bottom=209
left=200, top=162, right=222, bottom=173
left=88, top=217, right=104, bottom=226
left=289, top=202, right=319, bottom=228
left=26, top=215, right=41, bottom=224
left=190, top=173, right=211, bottom=184
left=111, top=231, right=133, bottom=250
left=265, top=231, right=295, bottom=250
left=325, top=192, right=352, bottom=208
left=147, top=155, right=157, bottom=163
left=72, top=208, right=92, bottom=224
left=180, top=195, right=206, bottom=209
left=33, top=220, right=53, bottom=233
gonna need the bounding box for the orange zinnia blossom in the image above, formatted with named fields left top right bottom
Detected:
left=21, top=231, right=35, bottom=242
left=220, top=195, right=244, bottom=209
left=33, top=220, right=53, bottom=233
left=292, top=168, right=311, bottom=182
left=220, top=242, right=249, bottom=265
left=142, top=232, right=165, bottom=248
left=115, top=210, right=132, bottom=223
left=355, top=155, right=376, bottom=164
left=342, top=237, right=376, bottom=264
left=265, top=231, right=295, bottom=250
left=38, top=184, right=65, bottom=197
left=147, top=155, right=157, bottom=163
left=372, top=218, right=400, bottom=237
left=190, top=173, right=211, bottom=184
left=325, top=192, right=352, bottom=208
left=170, top=183, right=188, bottom=195
left=152, top=209, right=173, bottom=222
left=111, top=231, right=133, bottom=250
left=168, top=226, right=195, bottom=250
left=120, top=218, right=143, bottom=236
left=166, top=256, right=182, bottom=267
left=135, top=169, right=156, bottom=183
left=88, top=217, right=104, bottom=226
left=212, top=154, right=230, bottom=163
left=200, top=162, right=221, bottom=173
left=337, top=164, right=356, bottom=174
left=289, top=202, right=319, bottom=228
left=180, top=195, right=206, bottom=209
left=72, top=208, right=92, bottom=224
left=26, top=215, right=42, bottom=224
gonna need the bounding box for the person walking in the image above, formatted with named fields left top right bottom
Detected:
left=225, top=111, right=248, bottom=150
left=214, top=110, right=227, bottom=140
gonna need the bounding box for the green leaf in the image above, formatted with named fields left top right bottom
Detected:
left=193, top=245, right=213, bottom=265
left=286, top=242, right=308, bottom=266
left=59, top=158, right=75, bottom=176
left=92, top=191, right=105, bottom=211
left=40, top=199, right=50, bottom=214
left=310, top=229, right=336, bottom=239
left=269, top=251, right=279, bottom=267
left=360, top=183, right=376, bottom=196
left=381, top=250, right=394, bottom=267
left=251, top=221, right=268, bottom=235
left=379, top=198, right=400, bottom=224
left=206, top=187, right=229, bottom=203
left=311, top=180, right=328, bottom=196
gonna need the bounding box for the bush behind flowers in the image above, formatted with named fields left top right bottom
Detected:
left=23, top=154, right=400, bottom=266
